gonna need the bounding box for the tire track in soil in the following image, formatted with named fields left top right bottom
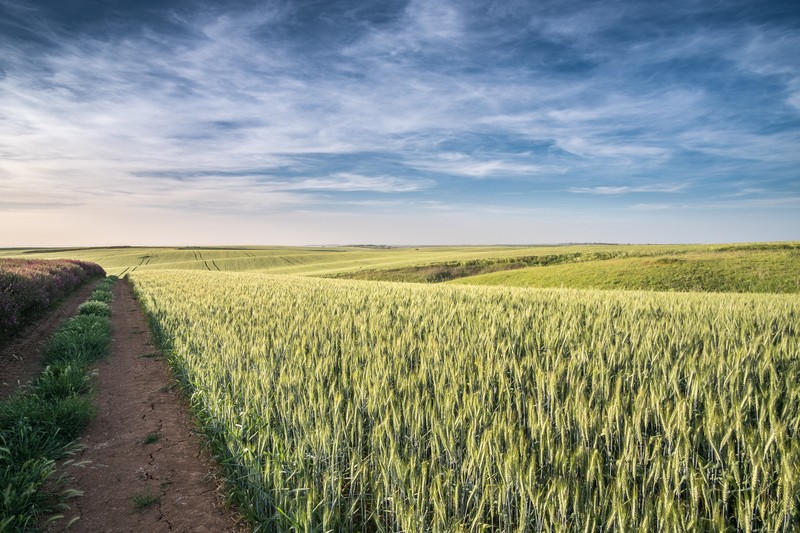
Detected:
left=0, top=280, right=99, bottom=401
left=196, top=251, right=212, bottom=271
left=60, top=280, right=245, bottom=532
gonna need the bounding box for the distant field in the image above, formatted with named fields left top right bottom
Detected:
left=0, top=245, right=592, bottom=277
left=330, top=242, right=800, bottom=293
left=4, top=243, right=797, bottom=293
left=453, top=246, right=800, bottom=293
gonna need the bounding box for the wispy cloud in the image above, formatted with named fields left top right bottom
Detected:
left=0, top=0, right=797, bottom=244
left=570, top=183, right=688, bottom=195
left=632, top=196, right=800, bottom=211
left=410, top=152, right=564, bottom=178
left=285, top=173, right=432, bottom=193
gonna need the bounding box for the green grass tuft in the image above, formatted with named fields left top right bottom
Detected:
left=77, top=300, right=110, bottom=318
left=34, top=363, right=94, bottom=401
left=44, top=315, right=111, bottom=366
left=131, top=490, right=160, bottom=511
left=0, top=395, right=95, bottom=462
left=0, top=448, right=58, bottom=530
left=88, top=289, right=113, bottom=303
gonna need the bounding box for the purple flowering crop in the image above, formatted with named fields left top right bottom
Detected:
left=0, top=259, right=106, bottom=336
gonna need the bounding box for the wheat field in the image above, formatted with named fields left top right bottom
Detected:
left=131, top=269, right=799, bottom=532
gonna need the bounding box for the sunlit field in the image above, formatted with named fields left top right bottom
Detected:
left=132, top=269, right=799, bottom=531
left=3, top=243, right=798, bottom=530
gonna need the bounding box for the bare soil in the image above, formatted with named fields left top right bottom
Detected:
left=58, top=280, right=246, bottom=532
left=0, top=281, right=99, bottom=401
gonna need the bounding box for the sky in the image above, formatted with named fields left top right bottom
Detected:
left=1, top=0, right=799, bottom=246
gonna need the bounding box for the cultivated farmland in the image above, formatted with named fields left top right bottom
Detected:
left=0, top=258, right=105, bottom=337
left=452, top=246, right=800, bottom=293
left=131, top=270, right=800, bottom=531
left=3, top=242, right=799, bottom=293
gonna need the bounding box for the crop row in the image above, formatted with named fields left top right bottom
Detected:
left=0, top=259, right=106, bottom=336
left=132, top=270, right=800, bottom=532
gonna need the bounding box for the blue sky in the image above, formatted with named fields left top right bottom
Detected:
left=1, top=0, right=798, bottom=245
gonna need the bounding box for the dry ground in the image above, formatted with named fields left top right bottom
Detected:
left=53, top=280, right=246, bottom=532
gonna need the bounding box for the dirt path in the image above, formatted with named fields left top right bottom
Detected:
left=61, top=280, right=246, bottom=532
left=0, top=281, right=99, bottom=401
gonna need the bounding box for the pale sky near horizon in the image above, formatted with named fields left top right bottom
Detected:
left=1, top=0, right=798, bottom=246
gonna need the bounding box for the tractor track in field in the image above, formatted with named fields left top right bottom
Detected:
left=196, top=251, right=213, bottom=271
left=0, top=280, right=99, bottom=401
left=56, top=280, right=246, bottom=532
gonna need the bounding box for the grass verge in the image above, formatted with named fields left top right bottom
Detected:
left=0, top=276, right=116, bottom=530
